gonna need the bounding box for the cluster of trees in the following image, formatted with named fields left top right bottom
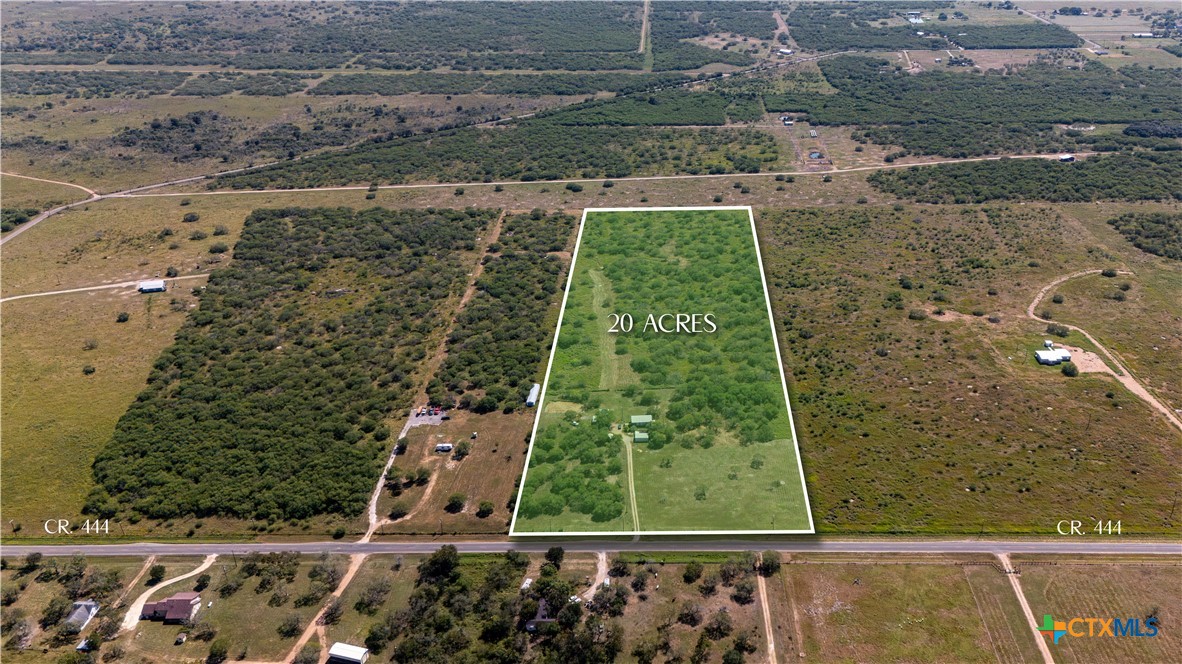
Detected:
left=215, top=123, right=780, bottom=189
left=1, top=71, right=189, bottom=97
left=2, top=554, right=123, bottom=655
left=1106, top=212, right=1182, bottom=261
left=867, top=152, right=1182, bottom=204
left=360, top=547, right=626, bottom=662
left=787, top=2, right=954, bottom=51
left=545, top=90, right=731, bottom=126
left=517, top=413, right=627, bottom=523
left=1124, top=120, right=1182, bottom=138
left=1, top=207, right=39, bottom=233
left=649, top=5, right=756, bottom=71
left=856, top=122, right=1075, bottom=159
left=114, top=111, right=241, bottom=161
left=950, top=23, right=1081, bottom=49
left=87, top=207, right=496, bottom=522
left=3, top=52, right=105, bottom=64
left=172, top=72, right=317, bottom=97
left=773, top=57, right=1182, bottom=126
left=310, top=72, right=691, bottom=97
left=355, top=50, right=646, bottom=72
left=434, top=211, right=575, bottom=412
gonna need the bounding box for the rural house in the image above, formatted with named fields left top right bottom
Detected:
left=140, top=591, right=201, bottom=623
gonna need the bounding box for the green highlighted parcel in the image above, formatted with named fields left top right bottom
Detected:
left=511, top=208, right=812, bottom=535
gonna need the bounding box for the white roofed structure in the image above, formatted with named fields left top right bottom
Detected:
left=328, top=642, right=370, bottom=664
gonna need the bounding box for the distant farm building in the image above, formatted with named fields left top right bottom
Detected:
left=908, top=17, right=924, bottom=24
left=526, top=599, right=558, bottom=632
left=526, top=383, right=541, bottom=407
left=1131, top=32, right=1156, bottom=38
left=634, top=431, right=649, bottom=443
left=137, top=280, right=166, bottom=293
left=141, top=592, right=200, bottom=623
left=630, top=414, right=653, bottom=427
left=1058, top=154, right=1076, bottom=162
left=327, top=642, right=370, bottom=664
left=777, top=48, right=794, bottom=55
left=434, top=443, right=454, bottom=453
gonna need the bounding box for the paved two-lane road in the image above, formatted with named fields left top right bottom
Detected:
left=1, top=539, right=1177, bottom=557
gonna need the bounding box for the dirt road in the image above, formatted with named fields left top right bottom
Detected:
left=1028, top=270, right=1182, bottom=433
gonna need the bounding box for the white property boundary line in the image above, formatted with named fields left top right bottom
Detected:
left=509, top=206, right=816, bottom=537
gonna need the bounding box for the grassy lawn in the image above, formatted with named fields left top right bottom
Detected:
left=1015, top=557, right=1182, bottom=663
left=120, top=556, right=351, bottom=663
left=515, top=208, right=811, bottom=534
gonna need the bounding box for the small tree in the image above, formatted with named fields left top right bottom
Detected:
left=182, top=213, right=200, bottom=223
left=194, top=573, right=211, bottom=591
left=277, top=614, right=302, bottom=638
left=115, top=312, right=130, bottom=323
left=445, top=493, right=466, bottom=513
left=1061, top=362, right=1079, bottom=377
left=759, top=550, right=781, bottom=576
left=677, top=601, right=703, bottom=627
left=683, top=561, right=704, bottom=583
left=705, top=608, right=734, bottom=640
left=545, top=547, right=565, bottom=569
left=207, top=639, right=229, bottom=664
left=476, top=501, right=494, bottom=518
left=209, top=242, right=228, bottom=254
left=147, top=564, right=166, bottom=585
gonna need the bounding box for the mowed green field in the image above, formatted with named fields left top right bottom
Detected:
left=513, top=208, right=811, bottom=534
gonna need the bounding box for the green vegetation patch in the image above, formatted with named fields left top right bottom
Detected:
left=87, top=207, right=496, bottom=522
left=867, top=152, right=1182, bottom=204
left=310, top=73, right=690, bottom=97
left=214, top=124, right=780, bottom=189
left=1107, top=212, right=1182, bottom=261
left=430, top=211, right=577, bottom=413
left=0, top=71, right=190, bottom=97
left=512, top=208, right=811, bottom=534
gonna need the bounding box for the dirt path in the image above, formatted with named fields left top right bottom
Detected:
left=781, top=558, right=806, bottom=660
left=363, top=210, right=508, bottom=540
left=638, top=0, right=651, bottom=53
left=1028, top=270, right=1182, bottom=433
left=1, top=274, right=210, bottom=303
left=1, top=170, right=98, bottom=196
left=773, top=11, right=790, bottom=43
left=114, top=556, right=157, bottom=608
left=624, top=433, right=640, bottom=533
left=120, top=152, right=1098, bottom=201
left=281, top=553, right=368, bottom=663
left=582, top=551, right=609, bottom=601
left=756, top=554, right=778, bottom=664
left=997, top=554, right=1055, bottom=664
left=120, top=555, right=217, bottom=632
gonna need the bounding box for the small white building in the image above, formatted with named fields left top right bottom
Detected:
left=526, top=383, right=541, bottom=407
left=1131, top=32, right=1156, bottom=38
left=137, top=279, right=166, bottom=293
left=777, top=48, right=794, bottom=55
left=434, top=443, right=454, bottom=453
left=328, top=642, right=370, bottom=664
left=1035, top=348, right=1072, bottom=365
left=630, top=414, right=653, bottom=427
left=1058, top=154, right=1076, bottom=162
left=634, top=431, right=649, bottom=443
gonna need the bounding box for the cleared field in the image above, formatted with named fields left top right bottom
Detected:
left=0, top=289, right=202, bottom=536
left=374, top=410, right=534, bottom=536
left=514, top=208, right=811, bottom=535
left=1015, top=558, right=1182, bottom=663
left=759, top=203, right=1182, bottom=535
left=782, top=560, right=1018, bottom=662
